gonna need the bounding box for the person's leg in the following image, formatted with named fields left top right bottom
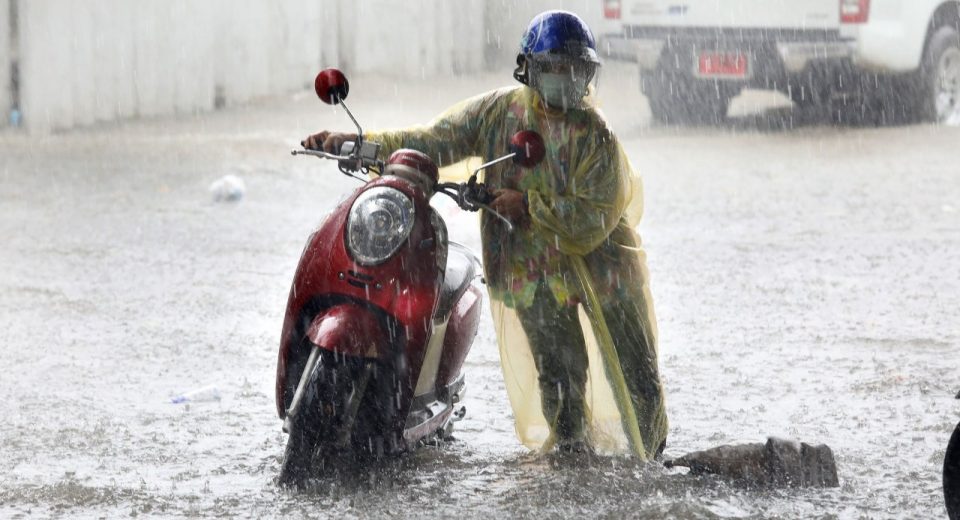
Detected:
left=601, top=295, right=668, bottom=457
left=515, top=281, right=590, bottom=444
left=588, top=226, right=668, bottom=458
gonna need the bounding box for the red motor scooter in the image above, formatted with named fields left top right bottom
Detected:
left=275, top=69, right=544, bottom=484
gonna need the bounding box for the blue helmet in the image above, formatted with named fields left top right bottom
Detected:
left=514, top=11, right=600, bottom=108
left=519, top=10, right=599, bottom=64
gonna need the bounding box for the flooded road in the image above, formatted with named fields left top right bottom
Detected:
left=1, top=63, right=958, bottom=518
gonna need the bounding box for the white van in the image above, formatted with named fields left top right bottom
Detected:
left=600, top=0, right=960, bottom=124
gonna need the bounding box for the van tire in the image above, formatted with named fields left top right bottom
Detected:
left=916, top=26, right=960, bottom=123
left=642, top=70, right=733, bottom=126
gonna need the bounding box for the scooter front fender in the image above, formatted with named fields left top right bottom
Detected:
left=275, top=304, right=392, bottom=420
left=305, top=304, right=389, bottom=359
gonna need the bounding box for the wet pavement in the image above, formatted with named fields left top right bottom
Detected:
left=1, top=63, right=958, bottom=518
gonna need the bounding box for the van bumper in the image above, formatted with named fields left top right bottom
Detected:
left=625, top=26, right=855, bottom=76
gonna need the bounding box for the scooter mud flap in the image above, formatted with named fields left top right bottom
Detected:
left=664, top=437, right=839, bottom=488
left=305, top=305, right=388, bottom=359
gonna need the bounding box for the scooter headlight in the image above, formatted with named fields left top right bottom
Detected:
left=346, top=187, right=415, bottom=265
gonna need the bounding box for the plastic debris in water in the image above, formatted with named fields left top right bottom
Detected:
left=171, top=385, right=222, bottom=404
left=209, top=174, right=246, bottom=202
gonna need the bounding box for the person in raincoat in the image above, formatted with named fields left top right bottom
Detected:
left=304, top=10, right=668, bottom=459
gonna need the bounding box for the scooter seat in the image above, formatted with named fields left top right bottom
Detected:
left=434, top=242, right=479, bottom=321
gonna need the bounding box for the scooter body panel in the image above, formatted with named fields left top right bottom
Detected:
left=276, top=175, right=442, bottom=419
left=436, top=284, right=483, bottom=389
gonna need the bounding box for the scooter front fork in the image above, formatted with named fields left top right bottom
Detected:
left=283, top=346, right=375, bottom=445
left=336, top=363, right=373, bottom=448
left=283, top=346, right=322, bottom=434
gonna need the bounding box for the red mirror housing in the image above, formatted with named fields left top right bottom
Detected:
left=510, top=130, right=546, bottom=168
left=315, top=69, right=349, bottom=105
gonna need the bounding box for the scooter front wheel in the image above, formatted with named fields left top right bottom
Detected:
left=278, top=350, right=357, bottom=486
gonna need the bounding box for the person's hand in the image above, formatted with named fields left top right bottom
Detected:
left=301, top=131, right=358, bottom=154
left=489, top=189, right=528, bottom=226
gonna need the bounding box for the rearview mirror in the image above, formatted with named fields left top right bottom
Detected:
left=315, top=68, right=349, bottom=105
left=509, top=130, right=545, bottom=168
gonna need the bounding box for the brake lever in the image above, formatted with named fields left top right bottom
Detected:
left=433, top=182, right=514, bottom=232
left=462, top=183, right=514, bottom=233
left=291, top=145, right=378, bottom=183
left=291, top=149, right=353, bottom=161
left=475, top=202, right=515, bottom=233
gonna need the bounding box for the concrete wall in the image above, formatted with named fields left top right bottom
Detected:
left=0, top=0, right=10, bottom=128
left=17, top=0, right=323, bottom=133
left=317, top=0, right=605, bottom=78
left=338, top=0, right=485, bottom=78
left=11, top=1, right=609, bottom=133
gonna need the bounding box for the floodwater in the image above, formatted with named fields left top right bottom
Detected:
left=1, top=63, right=957, bottom=518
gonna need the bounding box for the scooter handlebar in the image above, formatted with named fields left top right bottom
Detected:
left=434, top=181, right=514, bottom=232
left=292, top=140, right=383, bottom=183
left=290, top=149, right=354, bottom=161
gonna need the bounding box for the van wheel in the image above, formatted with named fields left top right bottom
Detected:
left=787, top=80, right=832, bottom=122
left=917, top=26, right=960, bottom=124
left=642, top=70, right=732, bottom=125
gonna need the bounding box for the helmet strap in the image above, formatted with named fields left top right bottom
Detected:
left=513, top=54, right=530, bottom=85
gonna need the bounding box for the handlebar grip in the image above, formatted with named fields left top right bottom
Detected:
left=339, top=141, right=356, bottom=156
left=475, top=189, right=495, bottom=205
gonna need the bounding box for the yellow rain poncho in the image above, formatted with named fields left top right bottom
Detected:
left=366, top=86, right=668, bottom=459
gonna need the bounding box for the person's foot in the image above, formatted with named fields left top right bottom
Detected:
left=654, top=439, right=667, bottom=462
left=556, top=439, right=594, bottom=455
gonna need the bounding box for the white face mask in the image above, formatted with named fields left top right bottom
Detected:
left=537, top=73, right=579, bottom=109
left=533, top=60, right=594, bottom=110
